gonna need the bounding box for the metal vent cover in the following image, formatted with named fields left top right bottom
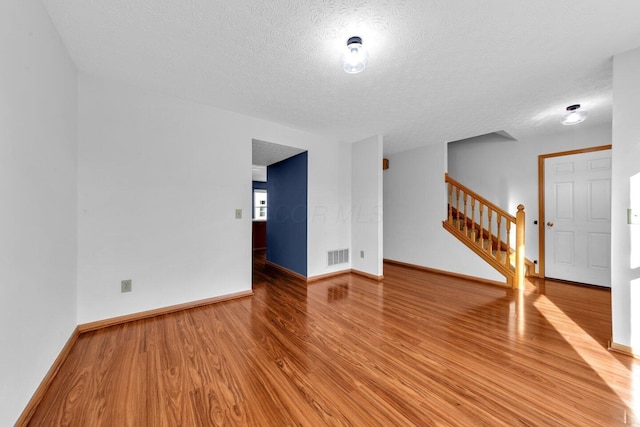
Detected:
left=327, top=249, right=349, bottom=267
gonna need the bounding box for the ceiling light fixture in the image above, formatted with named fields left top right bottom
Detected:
left=342, top=36, right=367, bottom=74
left=561, top=104, right=587, bottom=125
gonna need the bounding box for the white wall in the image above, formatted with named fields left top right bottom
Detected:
left=611, top=47, right=640, bottom=351
left=351, top=135, right=383, bottom=277
left=448, top=124, right=612, bottom=267
left=77, top=74, right=351, bottom=323
left=306, top=136, right=352, bottom=278
left=0, top=1, right=77, bottom=424
left=384, top=143, right=504, bottom=282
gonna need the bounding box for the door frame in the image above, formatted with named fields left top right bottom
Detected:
left=537, top=144, right=612, bottom=279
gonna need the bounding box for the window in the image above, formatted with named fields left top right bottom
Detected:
left=253, top=189, right=267, bottom=220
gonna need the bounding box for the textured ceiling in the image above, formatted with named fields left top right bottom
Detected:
left=41, top=0, right=640, bottom=154
left=252, top=140, right=306, bottom=181
left=252, top=139, right=306, bottom=166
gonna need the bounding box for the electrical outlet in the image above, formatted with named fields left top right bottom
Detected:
left=360, top=250, right=364, bottom=258
left=235, top=209, right=242, bottom=219
left=121, top=279, right=132, bottom=293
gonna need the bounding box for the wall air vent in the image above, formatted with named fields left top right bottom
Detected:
left=327, top=249, right=349, bottom=267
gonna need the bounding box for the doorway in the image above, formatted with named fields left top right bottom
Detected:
left=538, top=145, right=612, bottom=287
left=251, top=139, right=307, bottom=280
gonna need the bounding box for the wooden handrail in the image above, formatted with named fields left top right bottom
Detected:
left=443, top=173, right=526, bottom=289
left=445, top=174, right=516, bottom=223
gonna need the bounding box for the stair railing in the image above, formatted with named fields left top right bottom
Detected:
left=443, top=173, right=525, bottom=289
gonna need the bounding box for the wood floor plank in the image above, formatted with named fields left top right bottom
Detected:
left=27, top=251, right=639, bottom=426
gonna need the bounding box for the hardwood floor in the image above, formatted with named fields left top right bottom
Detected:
left=29, top=251, right=638, bottom=426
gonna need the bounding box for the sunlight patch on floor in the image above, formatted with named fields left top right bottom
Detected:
left=508, top=287, right=526, bottom=340
left=534, top=295, right=639, bottom=420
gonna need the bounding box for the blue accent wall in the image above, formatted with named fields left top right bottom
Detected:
left=252, top=181, right=267, bottom=190
left=266, top=152, right=308, bottom=276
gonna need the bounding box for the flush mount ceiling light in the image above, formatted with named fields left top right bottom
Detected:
left=561, top=104, right=587, bottom=125
left=342, top=36, right=368, bottom=74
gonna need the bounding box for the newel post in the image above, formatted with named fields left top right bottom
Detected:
left=514, top=204, right=526, bottom=289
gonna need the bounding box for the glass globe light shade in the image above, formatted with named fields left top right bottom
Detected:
left=561, top=104, right=587, bottom=125
left=342, top=36, right=368, bottom=74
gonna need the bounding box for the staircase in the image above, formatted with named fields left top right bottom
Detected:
left=442, top=174, right=529, bottom=289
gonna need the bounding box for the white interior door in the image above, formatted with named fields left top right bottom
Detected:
left=544, top=150, right=611, bottom=287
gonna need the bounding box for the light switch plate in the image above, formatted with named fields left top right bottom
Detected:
left=628, top=208, right=640, bottom=224
left=235, top=209, right=242, bottom=219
